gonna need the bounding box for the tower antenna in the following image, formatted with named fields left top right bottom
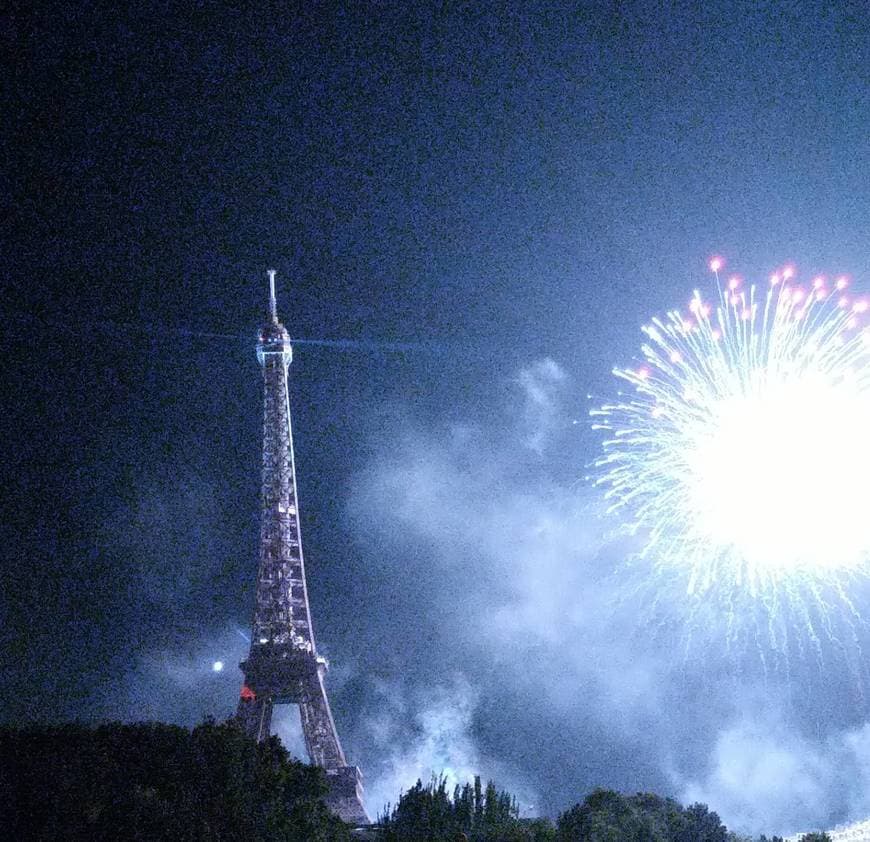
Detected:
left=267, top=269, right=278, bottom=319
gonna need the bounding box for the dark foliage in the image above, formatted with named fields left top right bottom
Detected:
left=0, top=719, right=349, bottom=841
left=555, top=789, right=732, bottom=842
left=0, top=723, right=828, bottom=842
left=375, top=777, right=810, bottom=842
left=378, top=774, right=555, bottom=841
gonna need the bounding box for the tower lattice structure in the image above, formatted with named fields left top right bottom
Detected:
left=237, top=271, right=368, bottom=825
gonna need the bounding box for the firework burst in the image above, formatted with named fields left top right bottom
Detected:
left=591, top=259, right=870, bottom=599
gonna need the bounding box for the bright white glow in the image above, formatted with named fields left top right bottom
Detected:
left=591, top=262, right=870, bottom=594
left=212, top=660, right=224, bottom=672
left=689, top=377, right=870, bottom=570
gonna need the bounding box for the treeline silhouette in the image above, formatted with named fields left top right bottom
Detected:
left=379, top=776, right=830, bottom=841
left=0, top=719, right=349, bottom=841
left=0, top=721, right=832, bottom=842
left=378, top=775, right=553, bottom=841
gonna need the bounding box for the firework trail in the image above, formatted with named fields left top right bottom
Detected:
left=590, top=259, right=870, bottom=671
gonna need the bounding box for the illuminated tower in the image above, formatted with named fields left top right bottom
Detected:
left=237, top=270, right=368, bottom=825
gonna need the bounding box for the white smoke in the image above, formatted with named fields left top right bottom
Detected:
left=346, top=356, right=870, bottom=835
left=93, top=624, right=247, bottom=724
left=681, top=717, right=870, bottom=837
left=359, top=675, right=539, bottom=820
left=272, top=704, right=309, bottom=759
left=516, top=357, right=568, bottom=454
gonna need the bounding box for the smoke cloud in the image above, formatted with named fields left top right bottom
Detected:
left=89, top=624, right=248, bottom=725
left=359, top=675, right=538, bottom=818
left=681, top=717, right=870, bottom=837
left=516, top=357, right=568, bottom=454
left=344, top=358, right=870, bottom=836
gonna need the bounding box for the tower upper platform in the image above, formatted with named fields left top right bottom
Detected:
left=257, top=269, right=292, bottom=366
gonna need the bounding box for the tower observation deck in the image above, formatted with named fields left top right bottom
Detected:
left=237, top=270, right=369, bottom=825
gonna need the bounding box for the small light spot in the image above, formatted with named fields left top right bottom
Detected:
left=212, top=661, right=224, bottom=672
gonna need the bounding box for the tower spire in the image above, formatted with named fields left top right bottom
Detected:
left=267, top=268, right=278, bottom=320
left=237, top=272, right=369, bottom=825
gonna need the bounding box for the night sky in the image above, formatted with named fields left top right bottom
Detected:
left=4, top=2, right=870, bottom=835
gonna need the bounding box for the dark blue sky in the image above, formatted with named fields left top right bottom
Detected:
left=4, top=1, right=870, bottom=833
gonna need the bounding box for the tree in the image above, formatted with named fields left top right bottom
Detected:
left=378, top=774, right=553, bottom=841
left=555, top=789, right=731, bottom=842
left=0, top=719, right=349, bottom=841
left=798, top=834, right=832, bottom=842
left=556, top=789, right=659, bottom=841
left=676, top=802, right=728, bottom=842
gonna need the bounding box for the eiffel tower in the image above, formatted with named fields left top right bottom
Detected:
left=237, top=270, right=369, bottom=825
